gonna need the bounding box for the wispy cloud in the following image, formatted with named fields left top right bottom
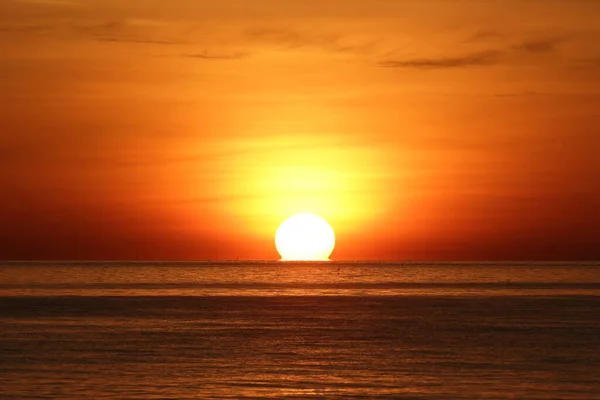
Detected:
left=72, top=20, right=185, bottom=45
left=513, top=37, right=563, bottom=54
left=493, top=91, right=550, bottom=98
left=0, top=18, right=186, bottom=45
left=378, top=50, right=502, bottom=69
left=245, top=27, right=378, bottom=56
left=182, top=50, right=247, bottom=60
left=465, top=30, right=502, bottom=43
left=570, top=56, right=600, bottom=70
left=0, top=24, right=54, bottom=33
left=94, top=36, right=181, bottom=45
left=378, top=35, right=565, bottom=70
left=583, top=57, right=600, bottom=67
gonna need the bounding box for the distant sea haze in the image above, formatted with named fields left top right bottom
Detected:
left=1, top=262, right=599, bottom=398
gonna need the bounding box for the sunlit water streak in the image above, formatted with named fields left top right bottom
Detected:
left=1, top=262, right=599, bottom=399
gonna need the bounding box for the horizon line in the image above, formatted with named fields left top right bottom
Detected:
left=1, top=260, right=599, bottom=265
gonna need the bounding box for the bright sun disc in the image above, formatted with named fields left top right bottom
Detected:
left=275, top=213, right=335, bottom=261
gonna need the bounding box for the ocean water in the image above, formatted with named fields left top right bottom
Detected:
left=1, top=261, right=599, bottom=399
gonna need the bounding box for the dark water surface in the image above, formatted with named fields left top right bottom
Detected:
left=1, top=262, right=599, bottom=398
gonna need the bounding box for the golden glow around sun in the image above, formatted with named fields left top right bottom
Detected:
left=275, top=213, right=336, bottom=261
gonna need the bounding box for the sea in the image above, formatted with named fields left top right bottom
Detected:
left=1, top=261, right=599, bottom=399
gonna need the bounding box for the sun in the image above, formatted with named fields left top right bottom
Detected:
left=275, top=213, right=336, bottom=261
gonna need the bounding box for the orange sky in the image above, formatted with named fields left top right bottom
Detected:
left=1, top=0, right=599, bottom=260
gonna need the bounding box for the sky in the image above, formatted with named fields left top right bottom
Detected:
left=1, top=0, right=599, bottom=261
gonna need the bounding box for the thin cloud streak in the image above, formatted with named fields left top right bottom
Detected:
left=378, top=50, right=502, bottom=69
left=0, top=24, right=54, bottom=33
left=493, top=91, right=550, bottom=98
left=0, top=19, right=186, bottom=45
left=465, top=30, right=502, bottom=43
left=245, top=27, right=379, bottom=56
left=378, top=36, right=564, bottom=70
left=182, top=51, right=248, bottom=60
left=513, top=37, right=563, bottom=54
left=74, top=20, right=186, bottom=45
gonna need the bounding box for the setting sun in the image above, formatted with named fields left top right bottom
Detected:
left=275, top=214, right=336, bottom=261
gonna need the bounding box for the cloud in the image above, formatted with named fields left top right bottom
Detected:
left=72, top=20, right=185, bottom=45
left=377, top=36, right=565, bottom=70
left=0, top=24, right=53, bottom=33
left=513, top=37, right=563, bottom=54
left=582, top=57, right=600, bottom=67
left=94, top=36, right=181, bottom=45
left=465, top=30, right=502, bottom=43
left=493, top=91, right=550, bottom=98
left=0, top=19, right=185, bottom=45
left=245, top=27, right=378, bottom=56
left=569, top=56, right=600, bottom=70
left=378, top=50, right=502, bottom=69
left=182, top=50, right=247, bottom=60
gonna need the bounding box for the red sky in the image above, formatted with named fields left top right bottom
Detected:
left=1, top=0, right=599, bottom=260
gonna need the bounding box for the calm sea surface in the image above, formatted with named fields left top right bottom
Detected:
left=1, top=261, right=599, bottom=399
